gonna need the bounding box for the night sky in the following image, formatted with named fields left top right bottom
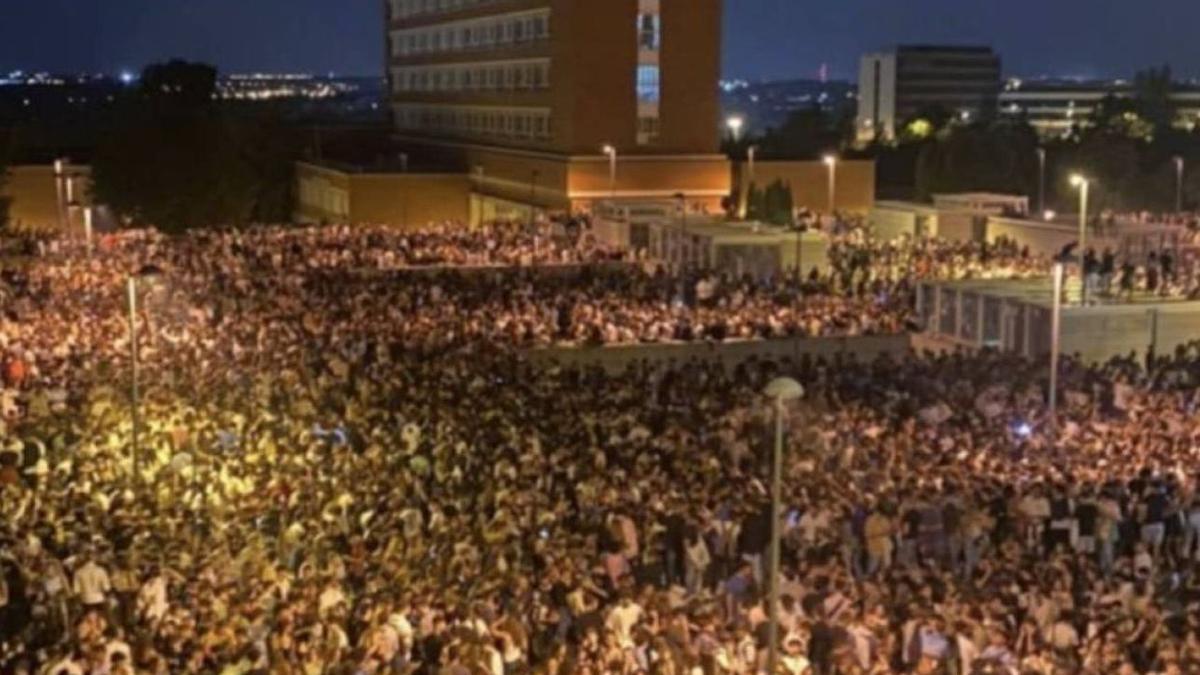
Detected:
left=4, top=0, right=1200, bottom=82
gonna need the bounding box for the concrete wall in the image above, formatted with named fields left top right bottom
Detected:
left=1054, top=303, right=1200, bottom=364
left=349, top=173, right=471, bottom=226
left=658, top=0, right=722, bottom=154
left=525, top=333, right=912, bottom=373
left=295, top=162, right=471, bottom=227
left=567, top=155, right=731, bottom=211
left=3, top=164, right=94, bottom=232
left=985, top=217, right=1077, bottom=256
left=553, top=0, right=639, bottom=155
left=937, top=211, right=978, bottom=242
left=869, top=204, right=921, bottom=240
left=737, top=160, right=876, bottom=214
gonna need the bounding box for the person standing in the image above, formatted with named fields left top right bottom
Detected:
left=71, top=553, right=111, bottom=615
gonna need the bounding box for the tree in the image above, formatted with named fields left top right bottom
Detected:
left=139, top=60, right=220, bottom=111
left=746, top=182, right=765, bottom=221
left=1087, top=95, right=1155, bottom=141
left=1133, top=64, right=1175, bottom=132
left=92, top=60, right=259, bottom=233
left=899, top=104, right=956, bottom=142
left=757, top=106, right=843, bottom=159
left=914, top=119, right=1038, bottom=200
left=758, top=179, right=794, bottom=226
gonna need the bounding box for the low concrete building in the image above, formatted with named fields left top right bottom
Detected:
left=594, top=203, right=829, bottom=278
left=869, top=194, right=1186, bottom=262
left=918, top=277, right=1200, bottom=363
left=295, top=160, right=471, bottom=226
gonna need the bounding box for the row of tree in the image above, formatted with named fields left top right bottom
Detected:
left=90, top=61, right=308, bottom=233
left=742, top=180, right=796, bottom=225
left=728, top=65, right=1200, bottom=213
left=891, top=65, right=1200, bottom=211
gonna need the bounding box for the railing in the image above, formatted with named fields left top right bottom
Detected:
left=524, top=334, right=912, bottom=372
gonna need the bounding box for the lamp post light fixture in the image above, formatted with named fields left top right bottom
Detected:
left=726, top=115, right=744, bottom=143
left=823, top=154, right=838, bottom=216
left=53, top=158, right=66, bottom=232
left=763, top=377, right=804, bottom=675
left=1175, top=156, right=1185, bottom=213
left=84, top=206, right=94, bottom=257
left=126, top=265, right=165, bottom=483
left=1070, top=174, right=1092, bottom=305
left=601, top=144, right=617, bottom=201
left=1049, top=262, right=1064, bottom=421
left=1036, top=147, right=1047, bottom=215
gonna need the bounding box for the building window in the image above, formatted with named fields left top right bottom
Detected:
left=637, top=116, right=660, bottom=145
left=636, top=65, right=660, bottom=102
left=392, top=59, right=550, bottom=94
left=393, top=103, right=552, bottom=141
left=638, top=14, right=661, bottom=51
left=392, top=9, right=552, bottom=57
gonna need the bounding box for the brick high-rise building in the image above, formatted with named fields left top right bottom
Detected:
left=383, top=0, right=730, bottom=221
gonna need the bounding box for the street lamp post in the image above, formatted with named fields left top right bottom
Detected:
left=83, top=206, right=94, bottom=258
left=1036, top=148, right=1047, bottom=215
left=53, top=159, right=66, bottom=232
left=127, top=277, right=142, bottom=482
left=1070, top=174, right=1092, bottom=305
left=739, top=145, right=759, bottom=220
left=529, top=170, right=540, bottom=228
left=1048, top=263, right=1063, bottom=421
left=763, top=377, right=804, bottom=675
left=823, top=155, right=838, bottom=216
left=602, top=144, right=617, bottom=201
left=1175, top=156, right=1185, bottom=213
left=399, top=152, right=410, bottom=229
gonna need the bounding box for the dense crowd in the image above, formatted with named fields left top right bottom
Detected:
left=0, top=223, right=1198, bottom=674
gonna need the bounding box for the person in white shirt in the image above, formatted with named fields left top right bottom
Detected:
left=604, top=595, right=644, bottom=649
left=684, top=530, right=710, bottom=594
left=72, top=556, right=111, bottom=610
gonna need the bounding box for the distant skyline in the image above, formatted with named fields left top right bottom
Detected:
left=3, top=0, right=1200, bottom=82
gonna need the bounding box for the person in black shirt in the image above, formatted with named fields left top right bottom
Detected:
left=1100, top=248, right=1116, bottom=296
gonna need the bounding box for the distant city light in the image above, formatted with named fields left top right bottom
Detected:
left=119, top=70, right=135, bottom=85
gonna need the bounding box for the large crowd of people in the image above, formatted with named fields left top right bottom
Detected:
left=0, top=221, right=1198, bottom=674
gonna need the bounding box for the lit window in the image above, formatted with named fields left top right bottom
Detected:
left=636, top=65, right=660, bottom=102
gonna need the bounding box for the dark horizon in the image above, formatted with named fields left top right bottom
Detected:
left=3, top=0, right=1199, bottom=82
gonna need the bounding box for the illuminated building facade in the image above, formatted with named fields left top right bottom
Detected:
left=384, top=0, right=730, bottom=222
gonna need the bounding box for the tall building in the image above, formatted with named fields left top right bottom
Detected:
left=856, top=45, right=1001, bottom=142
left=384, top=0, right=730, bottom=222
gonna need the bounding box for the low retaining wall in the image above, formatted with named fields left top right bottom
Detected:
left=326, top=261, right=641, bottom=280
left=525, top=333, right=912, bottom=372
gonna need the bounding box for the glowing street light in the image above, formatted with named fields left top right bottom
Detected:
left=1175, top=156, right=1185, bottom=213
left=726, top=115, right=745, bottom=143
left=601, top=144, right=617, bottom=200
left=1036, top=147, right=1047, bottom=214
left=823, top=154, right=838, bottom=215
